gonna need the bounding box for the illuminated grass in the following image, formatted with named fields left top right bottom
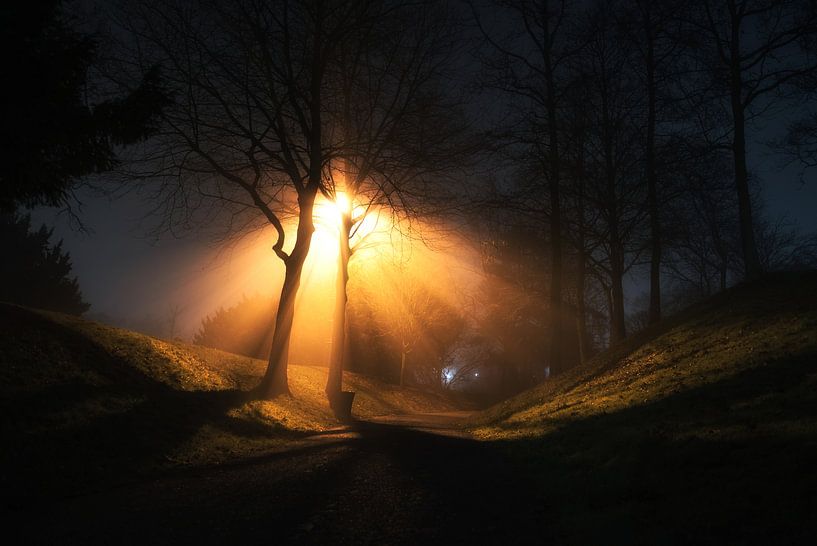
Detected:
left=469, top=271, right=817, bottom=543
left=0, top=303, right=457, bottom=500
left=472, top=271, right=817, bottom=440
left=11, top=306, right=457, bottom=422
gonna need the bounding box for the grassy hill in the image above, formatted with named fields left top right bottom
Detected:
left=0, top=304, right=457, bottom=506
left=470, top=271, right=817, bottom=543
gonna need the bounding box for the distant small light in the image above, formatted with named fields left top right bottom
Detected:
left=474, top=372, right=479, bottom=377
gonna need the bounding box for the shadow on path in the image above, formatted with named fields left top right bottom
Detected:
left=10, top=414, right=552, bottom=545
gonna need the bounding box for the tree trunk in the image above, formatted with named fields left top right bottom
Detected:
left=609, top=246, right=627, bottom=343
left=603, top=281, right=614, bottom=342
left=258, top=10, right=326, bottom=399
left=542, top=1, right=563, bottom=375
left=576, top=247, right=590, bottom=362
left=327, top=65, right=356, bottom=404
left=258, top=194, right=317, bottom=398
left=720, top=257, right=728, bottom=292
left=399, top=350, right=407, bottom=387
left=645, top=24, right=662, bottom=324
left=262, top=13, right=324, bottom=398
left=326, top=212, right=352, bottom=402
left=575, top=137, right=591, bottom=362
left=728, top=9, right=763, bottom=280
left=601, top=73, right=626, bottom=344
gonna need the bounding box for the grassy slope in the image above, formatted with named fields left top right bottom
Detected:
left=471, top=271, right=817, bottom=543
left=0, top=304, right=456, bottom=504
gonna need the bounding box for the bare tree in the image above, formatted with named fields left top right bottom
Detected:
left=755, top=209, right=817, bottom=270
left=663, top=155, right=743, bottom=296
left=323, top=3, right=469, bottom=406
left=470, top=0, right=578, bottom=373
left=784, top=68, right=817, bottom=174
left=785, top=111, right=817, bottom=172
left=355, top=261, right=463, bottom=387
left=688, top=0, right=817, bottom=279
left=575, top=2, right=647, bottom=343
left=560, top=77, right=597, bottom=361
left=618, top=0, right=690, bottom=324
left=113, top=0, right=399, bottom=398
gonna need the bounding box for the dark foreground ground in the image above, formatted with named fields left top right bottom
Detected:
left=4, top=274, right=817, bottom=544
left=6, top=406, right=817, bottom=545
left=6, top=412, right=551, bottom=545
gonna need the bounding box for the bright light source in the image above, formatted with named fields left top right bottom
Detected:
left=474, top=372, right=479, bottom=377
left=313, top=193, right=385, bottom=251
left=314, top=195, right=344, bottom=229
left=335, top=192, right=351, bottom=216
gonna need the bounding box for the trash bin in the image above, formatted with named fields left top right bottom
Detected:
left=331, top=390, right=356, bottom=423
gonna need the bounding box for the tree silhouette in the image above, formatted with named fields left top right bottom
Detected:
left=114, top=0, right=384, bottom=397
left=350, top=261, right=463, bottom=387
left=115, top=0, right=466, bottom=400
left=323, top=3, right=469, bottom=406
left=0, top=1, right=168, bottom=213
left=0, top=214, right=89, bottom=315
left=687, top=0, right=817, bottom=279
left=471, top=0, right=574, bottom=374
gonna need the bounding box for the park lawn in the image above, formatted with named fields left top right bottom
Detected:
left=470, top=271, right=817, bottom=543
left=0, top=303, right=457, bottom=505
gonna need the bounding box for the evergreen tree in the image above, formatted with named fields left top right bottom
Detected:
left=0, top=1, right=168, bottom=211
left=0, top=213, right=89, bottom=315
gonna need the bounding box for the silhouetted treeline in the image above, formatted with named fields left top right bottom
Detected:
left=0, top=214, right=89, bottom=315
left=6, top=0, right=814, bottom=403
left=106, top=0, right=472, bottom=399
left=0, top=1, right=167, bottom=317
left=468, top=0, right=817, bottom=389
left=0, top=1, right=167, bottom=213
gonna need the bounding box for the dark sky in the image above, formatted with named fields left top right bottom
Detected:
left=32, top=193, right=218, bottom=334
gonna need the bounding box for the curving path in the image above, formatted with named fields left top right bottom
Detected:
left=12, top=412, right=551, bottom=545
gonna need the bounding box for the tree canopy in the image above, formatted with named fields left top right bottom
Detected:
left=0, top=0, right=168, bottom=212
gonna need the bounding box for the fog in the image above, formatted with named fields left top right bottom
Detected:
left=32, top=190, right=486, bottom=376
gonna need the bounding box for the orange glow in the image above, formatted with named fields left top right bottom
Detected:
left=335, top=192, right=351, bottom=216
left=314, top=195, right=344, bottom=231
left=309, top=221, right=340, bottom=261
left=163, top=198, right=483, bottom=370
left=313, top=193, right=382, bottom=249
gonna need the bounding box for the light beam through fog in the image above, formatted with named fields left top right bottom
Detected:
left=168, top=197, right=483, bottom=374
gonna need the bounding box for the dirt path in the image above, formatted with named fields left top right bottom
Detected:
left=10, top=412, right=552, bottom=544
